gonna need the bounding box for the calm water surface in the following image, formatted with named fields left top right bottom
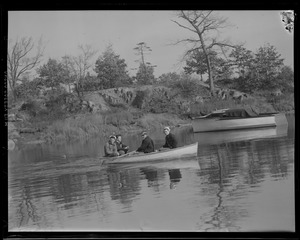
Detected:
left=8, top=114, right=295, bottom=232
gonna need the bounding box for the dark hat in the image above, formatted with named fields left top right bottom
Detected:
left=116, top=134, right=122, bottom=138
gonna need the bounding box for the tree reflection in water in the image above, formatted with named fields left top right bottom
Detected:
left=196, top=136, right=292, bottom=231
left=16, top=183, right=41, bottom=228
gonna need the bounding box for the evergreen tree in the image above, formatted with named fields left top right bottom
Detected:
left=37, top=58, right=68, bottom=90
left=94, top=46, right=132, bottom=89
left=135, top=63, right=155, bottom=85
left=253, top=44, right=284, bottom=90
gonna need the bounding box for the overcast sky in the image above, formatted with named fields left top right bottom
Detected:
left=8, top=10, right=294, bottom=78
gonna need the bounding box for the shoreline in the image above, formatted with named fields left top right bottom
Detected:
left=8, top=112, right=190, bottom=151
left=8, top=110, right=294, bottom=151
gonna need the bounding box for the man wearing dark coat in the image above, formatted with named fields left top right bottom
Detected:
left=162, top=126, right=177, bottom=149
left=136, top=131, right=155, bottom=153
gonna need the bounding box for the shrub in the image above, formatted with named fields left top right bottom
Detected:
left=267, top=93, right=294, bottom=112
left=42, top=113, right=104, bottom=143
left=14, top=78, right=42, bottom=100
left=102, top=110, right=134, bottom=127
left=169, top=74, right=200, bottom=98
left=136, top=113, right=182, bottom=130
left=131, top=90, right=148, bottom=108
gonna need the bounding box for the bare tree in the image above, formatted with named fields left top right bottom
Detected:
left=133, top=42, right=152, bottom=66
left=133, top=42, right=157, bottom=84
left=62, top=44, right=97, bottom=99
left=7, top=37, right=45, bottom=101
left=172, top=11, right=236, bottom=92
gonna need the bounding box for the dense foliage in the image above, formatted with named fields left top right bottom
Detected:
left=14, top=78, right=43, bottom=100
left=37, top=58, right=69, bottom=90
left=135, top=63, right=156, bottom=85
left=94, top=46, right=132, bottom=89
left=184, top=50, right=232, bottom=81
left=185, top=43, right=290, bottom=94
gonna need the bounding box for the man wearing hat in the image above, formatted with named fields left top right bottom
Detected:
left=104, top=135, right=119, bottom=157
left=136, top=131, right=155, bottom=153
left=160, top=126, right=177, bottom=150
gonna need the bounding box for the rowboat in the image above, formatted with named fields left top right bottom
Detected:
left=103, top=142, right=198, bottom=164
left=192, top=108, right=287, bottom=133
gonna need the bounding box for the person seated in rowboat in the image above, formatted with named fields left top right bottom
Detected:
left=159, top=126, right=177, bottom=151
left=115, top=134, right=129, bottom=155
left=104, top=135, right=119, bottom=157
left=136, top=131, right=155, bottom=154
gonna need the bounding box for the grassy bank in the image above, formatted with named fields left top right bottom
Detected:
left=39, top=111, right=187, bottom=144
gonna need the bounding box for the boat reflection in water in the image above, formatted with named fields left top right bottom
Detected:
left=168, top=169, right=182, bottom=189
left=107, top=155, right=202, bottom=173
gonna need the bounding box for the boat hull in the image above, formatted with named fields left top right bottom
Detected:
left=192, top=113, right=286, bottom=133
left=105, top=142, right=198, bottom=164
left=194, top=125, right=288, bottom=146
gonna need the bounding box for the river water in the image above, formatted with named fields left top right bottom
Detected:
left=8, top=114, right=295, bottom=232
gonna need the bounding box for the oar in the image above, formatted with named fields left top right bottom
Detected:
left=118, top=150, right=139, bottom=158
left=101, top=150, right=145, bottom=166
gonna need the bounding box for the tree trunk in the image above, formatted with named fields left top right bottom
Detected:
left=75, top=83, right=82, bottom=101
left=9, top=78, right=17, bottom=102
left=207, top=59, right=214, bottom=93
left=198, top=32, right=214, bottom=93
left=12, top=89, right=17, bottom=102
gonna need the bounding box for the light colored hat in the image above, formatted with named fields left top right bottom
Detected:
left=109, top=135, right=116, bottom=139
left=164, top=126, right=170, bottom=131
left=141, top=131, right=147, bottom=136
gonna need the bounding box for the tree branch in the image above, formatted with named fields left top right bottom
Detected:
left=171, top=20, right=197, bottom=33
left=207, top=42, right=237, bottom=50
left=196, top=11, right=213, bottom=27
left=172, top=38, right=200, bottom=45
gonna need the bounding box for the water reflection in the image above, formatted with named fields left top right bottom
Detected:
left=195, top=135, right=294, bottom=231
left=16, top=183, right=41, bottom=228
left=107, top=167, right=141, bottom=208
left=8, top=114, right=294, bottom=231
left=168, top=169, right=182, bottom=189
